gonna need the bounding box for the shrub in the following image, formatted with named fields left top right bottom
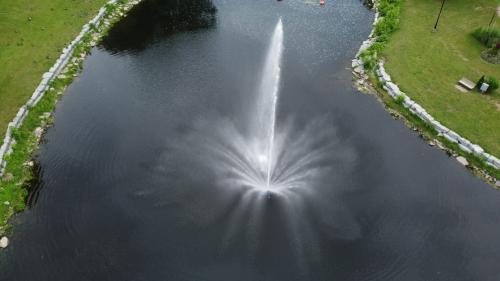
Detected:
left=359, top=50, right=377, bottom=70
left=472, top=27, right=500, bottom=47
left=395, top=94, right=405, bottom=105
left=359, top=0, right=402, bottom=69
left=485, top=76, right=499, bottom=92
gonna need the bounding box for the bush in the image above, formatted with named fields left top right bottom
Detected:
left=374, top=5, right=401, bottom=37
left=395, top=94, right=405, bottom=105
left=485, top=76, right=499, bottom=92
left=472, top=27, right=500, bottom=47
left=359, top=0, right=402, bottom=69
left=359, top=50, right=377, bottom=70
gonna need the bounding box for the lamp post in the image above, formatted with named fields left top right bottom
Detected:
left=433, top=0, right=447, bottom=30
left=487, top=7, right=500, bottom=46
left=488, top=9, right=497, bottom=27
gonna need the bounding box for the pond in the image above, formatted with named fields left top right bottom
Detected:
left=1, top=0, right=500, bottom=280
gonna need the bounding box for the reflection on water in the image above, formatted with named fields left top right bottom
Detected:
left=100, top=0, right=217, bottom=54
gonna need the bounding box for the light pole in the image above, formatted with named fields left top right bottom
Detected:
left=488, top=9, right=497, bottom=27
left=433, top=0, right=447, bottom=30
left=487, top=7, right=500, bottom=46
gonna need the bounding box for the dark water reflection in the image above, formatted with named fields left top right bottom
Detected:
left=1, top=0, right=500, bottom=281
left=101, top=0, right=217, bottom=53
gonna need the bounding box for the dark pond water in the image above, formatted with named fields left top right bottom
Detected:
left=2, top=0, right=500, bottom=280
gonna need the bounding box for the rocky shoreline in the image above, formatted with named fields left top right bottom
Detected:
left=0, top=0, right=144, bottom=249
left=352, top=1, right=500, bottom=188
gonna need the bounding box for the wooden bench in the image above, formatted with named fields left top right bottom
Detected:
left=458, top=78, right=475, bottom=90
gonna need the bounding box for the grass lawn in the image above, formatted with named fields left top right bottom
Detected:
left=0, top=0, right=107, bottom=139
left=0, top=0, right=107, bottom=232
left=384, top=0, right=500, bottom=157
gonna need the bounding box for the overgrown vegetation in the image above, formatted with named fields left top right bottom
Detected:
left=472, top=26, right=500, bottom=47
left=486, top=76, right=499, bottom=92
left=359, top=0, right=402, bottom=70
left=395, top=94, right=405, bottom=105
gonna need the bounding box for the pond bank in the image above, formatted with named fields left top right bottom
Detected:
left=354, top=0, right=500, bottom=187
left=0, top=0, right=143, bottom=246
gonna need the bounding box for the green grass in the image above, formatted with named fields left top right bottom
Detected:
left=0, top=0, right=107, bottom=140
left=370, top=73, right=500, bottom=182
left=0, top=0, right=112, bottom=234
left=383, top=0, right=500, bottom=157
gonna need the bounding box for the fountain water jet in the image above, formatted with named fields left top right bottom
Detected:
left=253, top=17, right=283, bottom=189
left=172, top=18, right=349, bottom=195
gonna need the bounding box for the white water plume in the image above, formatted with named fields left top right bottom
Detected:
left=172, top=18, right=351, bottom=195
left=172, top=19, right=352, bottom=194
left=253, top=17, right=283, bottom=188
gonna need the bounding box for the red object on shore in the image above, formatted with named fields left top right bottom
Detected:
left=320, top=0, right=325, bottom=5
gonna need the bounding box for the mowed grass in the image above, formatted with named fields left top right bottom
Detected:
left=384, top=0, right=500, bottom=157
left=0, top=0, right=107, bottom=138
left=0, top=0, right=107, bottom=232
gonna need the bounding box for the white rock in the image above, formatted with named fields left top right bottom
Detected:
left=470, top=144, right=484, bottom=155
left=357, top=39, right=374, bottom=54
left=354, top=65, right=364, bottom=74
left=458, top=144, right=472, bottom=154
left=378, top=67, right=391, bottom=82
left=489, top=158, right=500, bottom=169
left=0, top=237, right=8, bottom=248
left=42, top=72, right=53, bottom=79
left=410, top=103, right=424, bottom=113
left=34, top=127, right=44, bottom=138
left=385, top=82, right=401, bottom=96
left=352, top=59, right=360, bottom=68
left=457, top=138, right=473, bottom=148
left=446, top=131, right=461, bottom=141
left=443, top=133, right=459, bottom=143
left=456, top=156, right=469, bottom=166
left=403, top=97, right=414, bottom=107
left=486, top=161, right=498, bottom=169
left=420, top=112, right=435, bottom=123
left=432, top=121, right=449, bottom=134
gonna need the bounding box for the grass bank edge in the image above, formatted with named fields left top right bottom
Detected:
left=369, top=72, right=500, bottom=183
left=358, top=0, right=500, bottom=184
left=0, top=0, right=140, bottom=237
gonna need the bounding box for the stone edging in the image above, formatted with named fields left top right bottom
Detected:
left=0, top=0, right=142, bottom=177
left=352, top=6, right=500, bottom=171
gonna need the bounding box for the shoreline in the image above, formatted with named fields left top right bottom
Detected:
left=0, top=0, right=144, bottom=248
left=353, top=0, right=500, bottom=187
left=1, top=0, right=498, bottom=251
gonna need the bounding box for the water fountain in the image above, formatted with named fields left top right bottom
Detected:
left=252, top=17, right=283, bottom=189
left=173, top=18, right=343, bottom=195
